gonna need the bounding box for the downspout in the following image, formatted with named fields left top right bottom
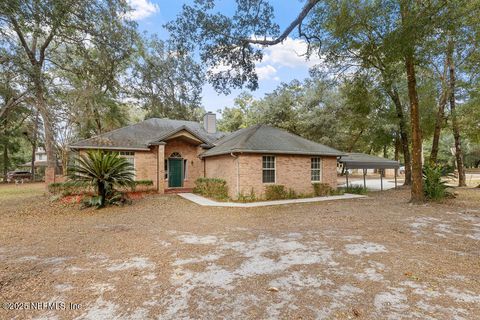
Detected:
left=230, top=152, right=239, bottom=198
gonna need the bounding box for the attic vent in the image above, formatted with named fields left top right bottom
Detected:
left=203, top=112, right=216, bottom=134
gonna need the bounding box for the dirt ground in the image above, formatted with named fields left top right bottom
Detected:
left=0, top=183, right=479, bottom=319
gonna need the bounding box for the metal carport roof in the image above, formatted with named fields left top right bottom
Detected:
left=339, top=153, right=400, bottom=169
left=338, top=153, right=400, bottom=190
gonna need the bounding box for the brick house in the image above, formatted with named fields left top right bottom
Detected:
left=69, top=113, right=344, bottom=199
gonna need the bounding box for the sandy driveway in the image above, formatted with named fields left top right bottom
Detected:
left=0, top=185, right=479, bottom=319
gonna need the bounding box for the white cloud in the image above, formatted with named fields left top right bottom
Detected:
left=126, top=0, right=159, bottom=20
left=256, top=64, right=277, bottom=80
left=258, top=37, right=324, bottom=68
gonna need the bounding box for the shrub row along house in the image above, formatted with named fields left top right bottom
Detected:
left=69, top=113, right=344, bottom=199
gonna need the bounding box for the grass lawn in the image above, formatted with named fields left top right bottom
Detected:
left=0, top=182, right=45, bottom=201
left=0, top=184, right=479, bottom=319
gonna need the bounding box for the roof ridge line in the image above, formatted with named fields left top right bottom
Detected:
left=70, top=119, right=151, bottom=146
left=237, top=124, right=263, bottom=150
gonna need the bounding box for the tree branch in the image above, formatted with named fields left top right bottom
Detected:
left=246, top=0, right=320, bottom=45
left=39, top=28, right=56, bottom=65
left=0, top=91, right=27, bottom=119
left=9, top=17, right=37, bottom=65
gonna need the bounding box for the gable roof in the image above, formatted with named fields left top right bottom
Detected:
left=201, top=124, right=344, bottom=157
left=339, top=153, right=400, bottom=169
left=70, top=118, right=226, bottom=150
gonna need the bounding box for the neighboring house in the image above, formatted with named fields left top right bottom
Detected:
left=19, top=147, right=62, bottom=175
left=19, top=147, right=47, bottom=169
left=69, top=113, right=344, bottom=199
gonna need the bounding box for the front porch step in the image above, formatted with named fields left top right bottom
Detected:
left=164, top=188, right=194, bottom=194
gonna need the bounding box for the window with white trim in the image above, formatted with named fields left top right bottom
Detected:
left=119, top=151, right=135, bottom=174
left=311, top=157, right=322, bottom=182
left=262, top=156, right=275, bottom=183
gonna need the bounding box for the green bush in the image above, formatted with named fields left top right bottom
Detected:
left=287, top=188, right=297, bottom=199
left=312, top=183, right=334, bottom=196
left=193, top=178, right=229, bottom=200
left=134, top=180, right=154, bottom=186
left=81, top=189, right=132, bottom=208
left=340, top=185, right=368, bottom=195
left=237, top=188, right=257, bottom=203
left=423, top=164, right=452, bottom=201
left=264, top=184, right=288, bottom=200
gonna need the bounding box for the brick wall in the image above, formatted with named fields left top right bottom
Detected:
left=204, top=154, right=237, bottom=198
left=134, top=149, right=158, bottom=188
left=78, top=148, right=161, bottom=192
left=322, top=156, right=338, bottom=188
left=164, top=139, right=204, bottom=189
left=236, top=154, right=338, bottom=199
left=157, top=145, right=165, bottom=193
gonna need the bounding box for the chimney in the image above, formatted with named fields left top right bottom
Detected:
left=203, top=112, right=216, bottom=133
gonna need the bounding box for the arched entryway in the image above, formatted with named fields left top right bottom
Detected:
left=168, top=152, right=183, bottom=188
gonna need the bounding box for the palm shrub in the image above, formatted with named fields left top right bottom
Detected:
left=423, top=164, right=452, bottom=201
left=68, top=150, right=135, bottom=208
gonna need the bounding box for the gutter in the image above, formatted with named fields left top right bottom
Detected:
left=202, top=149, right=346, bottom=158
left=69, top=145, right=151, bottom=151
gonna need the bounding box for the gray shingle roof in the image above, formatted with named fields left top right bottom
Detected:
left=201, top=124, right=344, bottom=157
left=70, top=118, right=226, bottom=150
left=339, top=153, right=400, bottom=169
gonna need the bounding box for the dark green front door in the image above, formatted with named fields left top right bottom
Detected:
left=168, top=158, right=183, bottom=187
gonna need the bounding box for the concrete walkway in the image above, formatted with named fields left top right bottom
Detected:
left=178, top=193, right=366, bottom=207
left=338, top=179, right=399, bottom=191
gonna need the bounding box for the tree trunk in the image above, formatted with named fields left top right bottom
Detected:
left=447, top=39, right=466, bottom=187
left=2, top=128, right=8, bottom=183
left=388, top=86, right=412, bottom=185
left=31, top=111, right=39, bottom=180
left=430, top=87, right=448, bottom=165
left=401, top=1, right=424, bottom=203
left=98, top=181, right=106, bottom=207
left=404, top=53, right=425, bottom=203
left=33, top=68, right=56, bottom=185
left=394, top=135, right=400, bottom=161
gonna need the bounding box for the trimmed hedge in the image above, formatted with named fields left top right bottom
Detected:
left=193, top=178, right=228, bottom=200
left=48, top=180, right=154, bottom=196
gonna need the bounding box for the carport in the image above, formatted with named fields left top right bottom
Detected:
left=339, top=153, right=400, bottom=190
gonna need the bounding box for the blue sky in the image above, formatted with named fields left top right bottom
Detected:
left=128, top=0, right=319, bottom=113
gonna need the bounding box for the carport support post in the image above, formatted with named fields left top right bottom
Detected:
left=345, top=166, right=349, bottom=188
left=363, top=169, right=366, bottom=189
left=380, top=169, right=383, bottom=191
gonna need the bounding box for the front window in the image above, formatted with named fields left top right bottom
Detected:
left=262, top=156, right=275, bottom=183
left=311, top=157, right=321, bottom=182
left=119, top=151, right=135, bottom=175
